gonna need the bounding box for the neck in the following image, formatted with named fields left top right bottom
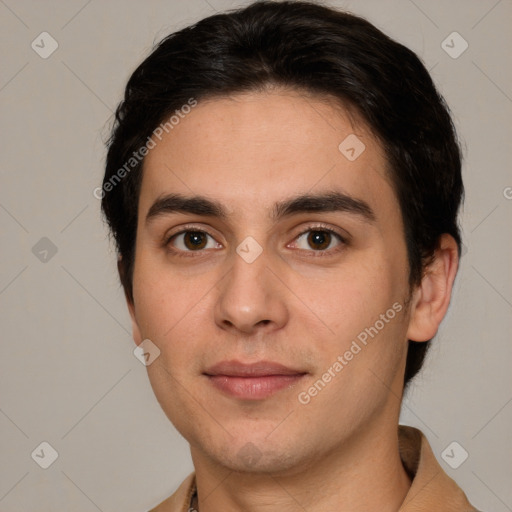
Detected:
left=191, top=422, right=412, bottom=512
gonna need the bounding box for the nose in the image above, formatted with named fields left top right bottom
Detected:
left=214, top=245, right=289, bottom=336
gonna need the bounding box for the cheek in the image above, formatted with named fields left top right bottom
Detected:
left=132, top=255, right=215, bottom=371
left=297, top=256, right=409, bottom=384
left=302, top=258, right=394, bottom=335
left=132, top=248, right=195, bottom=333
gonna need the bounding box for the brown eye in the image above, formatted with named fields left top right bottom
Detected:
left=183, top=231, right=208, bottom=250
left=292, top=228, right=345, bottom=254
left=169, top=230, right=219, bottom=252
left=307, top=231, right=332, bottom=250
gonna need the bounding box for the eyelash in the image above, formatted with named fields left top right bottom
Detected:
left=164, top=223, right=348, bottom=258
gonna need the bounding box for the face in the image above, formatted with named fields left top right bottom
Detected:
left=128, top=89, right=414, bottom=475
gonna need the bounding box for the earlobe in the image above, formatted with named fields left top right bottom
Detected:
left=406, top=234, right=460, bottom=342
left=127, top=295, right=143, bottom=347
left=118, top=256, right=143, bottom=346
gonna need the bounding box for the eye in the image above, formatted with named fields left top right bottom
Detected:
left=291, top=228, right=346, bottom=253
left=164, top=225, right=346, bottom=257
left=167, top=230, right=221, bottom=252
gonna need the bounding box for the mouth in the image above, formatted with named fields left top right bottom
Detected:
left=204, top=360, right=308, bottom=400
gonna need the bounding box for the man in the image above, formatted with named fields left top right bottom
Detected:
left=101, top=1, right=479, bottom=510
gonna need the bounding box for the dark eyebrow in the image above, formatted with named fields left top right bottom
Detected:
left=146, top=194, right=226, bottom=224
left=145, top=191, right=375, bottom=225
left=272, top=191, right=375, bottom=223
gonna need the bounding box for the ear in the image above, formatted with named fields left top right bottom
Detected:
left=406, top=234, right=460, bottom=342
left=118, top=256, right=143, bottom=346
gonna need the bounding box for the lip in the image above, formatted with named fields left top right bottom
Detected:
left=205, top=360, right=304, bottom=377
left=204, top=360, right=307, bottom=400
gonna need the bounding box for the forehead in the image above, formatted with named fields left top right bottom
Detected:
left=139, top=89, right=394, bottom=221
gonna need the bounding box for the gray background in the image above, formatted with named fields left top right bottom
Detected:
left=1, top=0, right=511, bottom=510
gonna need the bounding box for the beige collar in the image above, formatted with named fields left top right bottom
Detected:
left=149, top=425, right=478, bottom=512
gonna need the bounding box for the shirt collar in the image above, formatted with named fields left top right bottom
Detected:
left=398, top=425, right=477, bottom=511
left=149, top=425, right=478, bottom=511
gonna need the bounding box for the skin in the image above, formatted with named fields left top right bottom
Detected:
left=125, top=89, right=459, bottom=511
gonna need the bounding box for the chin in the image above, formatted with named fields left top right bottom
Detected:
left=192, top=428, right=315, bottom=476
left=215, top=444, right=304, bottom=475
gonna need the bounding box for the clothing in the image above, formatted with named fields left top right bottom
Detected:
left=147, top=425, right=479, bottom=511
